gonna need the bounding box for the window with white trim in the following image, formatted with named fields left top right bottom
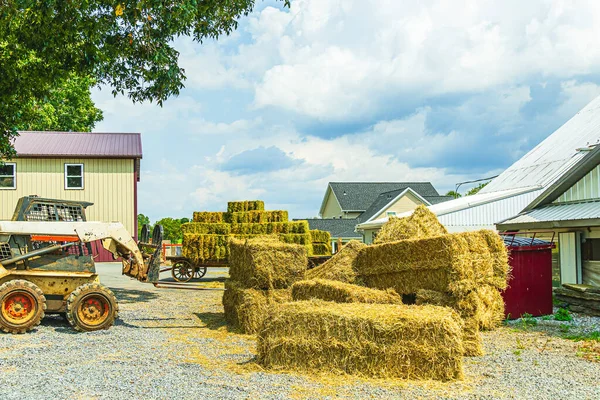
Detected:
left=65, top=164, right=84, bottom=189
left=0, top=163, right=16, bottom=189
left=386, top=211, right=397, bottom=217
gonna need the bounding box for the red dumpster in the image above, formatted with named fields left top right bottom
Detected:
left=501, top=235, right=554, bottom=319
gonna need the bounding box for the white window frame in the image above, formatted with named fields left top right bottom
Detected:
left=387, top=211, right=397, bottom=217
left=64, top=163, right=84, bottom=190
left=0, top=162, right=16, bottom=190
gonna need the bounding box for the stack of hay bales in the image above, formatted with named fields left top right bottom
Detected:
left=182, top=200, right=317, bottom=262
left=374, top=204, right=448, bottom=243
left=354, top=208, right=509, bottom=356
left=257, top=300, right=465, bottom=380
left=309, top=230, right=332, bottom=256
left=222, top=237, right=307, bottom=334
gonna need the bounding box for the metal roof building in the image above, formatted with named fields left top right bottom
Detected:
left=357, top=95, right=600, bottom=233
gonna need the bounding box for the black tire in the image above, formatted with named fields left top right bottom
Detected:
left=194, top=265, right=208, bottom=279
left=0, top=280, right=46, bottom=334
left=66, top=283, right=118, bottom=332
left=172, top=260, right=194, bottom=282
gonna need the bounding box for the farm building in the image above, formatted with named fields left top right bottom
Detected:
left=0, top=131, right=142, bottom=261
left=307, top=182, right=452, bottom=249
left=357, top=96, right=600, bottom=288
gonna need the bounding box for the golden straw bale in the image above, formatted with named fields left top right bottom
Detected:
left=374, top=205, right=447, bottom=244
left=192, top=211, right=225, bottom=223
left=309, top=230, right=331, bottom=244
left=182, top=234, right=229, bottom=262
left=222, top=280, right=291, bottom=334
left=228, top=237, right=307, bottom=290
left=311, top=242, right=332, bottom=256
left=356, top=231, right=508, bottom=295
left=306, top=240, right=366, bottom=284
left=415, top=289, right=455, bottom=307
left=227, top=200, right=265, bottom=213
left=291, top=279, right=403, bottom=304
left=181, top=222, right=231, bottom=235
left=257, top=300, right=464, bottom=380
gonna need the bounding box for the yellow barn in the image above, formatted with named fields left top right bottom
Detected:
left=0, top=131, right=142, bottom=261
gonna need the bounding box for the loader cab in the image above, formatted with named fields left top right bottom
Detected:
left=11, top=196, right=93, bottom=222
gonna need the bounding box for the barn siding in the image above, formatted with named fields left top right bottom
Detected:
left=554, top=164, right=600, bottom=203
left=0, top=158, right=136, bottom=235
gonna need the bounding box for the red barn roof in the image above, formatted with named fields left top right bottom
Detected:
left=14, top=131, right=142, bottom=159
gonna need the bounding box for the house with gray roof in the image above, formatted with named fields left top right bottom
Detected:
left=309, top=181, right=452, bottom=250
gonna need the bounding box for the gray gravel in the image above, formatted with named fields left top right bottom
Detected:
left=2, top=263, right=600, bottom=399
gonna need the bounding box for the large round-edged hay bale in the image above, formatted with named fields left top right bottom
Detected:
left=192, top=211, right=225, bottom=223
left=306, top=240, right=366, bottom=284
left=291, top=279, right=403, bottom=304
left=227, top=200, right=265, bottom=213
left=374, top=205, right=447, bottom=244
left=257, top=300, right=465, bottom=380
left=182, top=233, right=229, bottom=262
left=181, top=222, right=231, bottom=235
left=222, top=280, right=291, bottom=334
left=229, top=237, right=307, bottom=290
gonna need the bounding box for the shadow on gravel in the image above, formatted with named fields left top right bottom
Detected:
left=194, top=312, right=232, bottom=331
left=158, top=276, right=227, bottom=284
left=114, top=318, right=200, bottom=330
left=111, top=288, right=160, bottom=304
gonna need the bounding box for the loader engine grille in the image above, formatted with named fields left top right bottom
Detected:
left=26, top=202, right=85, bottom=222
left=0, top=242, right=12, bottom=261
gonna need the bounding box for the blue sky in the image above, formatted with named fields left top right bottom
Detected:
left=93, top=0, right=600, bottom=222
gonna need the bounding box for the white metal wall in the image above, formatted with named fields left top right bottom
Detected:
left=438, top=190, right=542, bottom=231
left=555, top=164, right=600, bottom=203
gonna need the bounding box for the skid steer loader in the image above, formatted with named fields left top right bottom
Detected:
left=0, top=196, right=162, bottom=334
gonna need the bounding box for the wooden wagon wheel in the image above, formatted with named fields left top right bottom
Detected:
left=194, top=265, right=208, bottom=279
left=171, top=260, right=194, bottom=282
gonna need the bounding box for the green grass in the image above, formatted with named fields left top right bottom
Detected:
left=562, top=331, right=600, bottom=342
left=554, top=307, right=573, bottom=322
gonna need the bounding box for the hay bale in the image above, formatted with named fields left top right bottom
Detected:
left=374, top=205, right=447, bottom=244
left=227, top=200, right=265, bottom=213
left=416, top=289, right=455, bottom=307
left=192, top=211, right=225, bottom=223
left=223, top=280, right=291, bottom=334
left=291, top=279, right=402, bottom=304
left=182, top=234, right=229, bottom=262
left=181, top=222, right=231, bottom=235
left=229, top=237, right=307, bottom=289
left=309, top=230, right=331, bottom=244
left=311, top=242, right=332, bottom=256
left=226, top=210, right=289, bottom=224
left=258, top=300, right=464, bottom=380
left=230, top=221, right=309, bottom=235
left=356, top=231, right=505, bottom=295
left=306, top=240, right=366, bottom=284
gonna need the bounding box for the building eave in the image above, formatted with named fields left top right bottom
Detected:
left=363, top=187, right=432, bottom=223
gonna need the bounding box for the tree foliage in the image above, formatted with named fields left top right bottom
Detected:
left=445, top=190, right=462, bottom=199
left=0, top=0, right=290, bottom=158
left=466, top=182, right=489, bottom=196
left=17, top=74, right=103, bottom=132
left=155, top=217, right=189, bottom=243
left=137, top=213, right=151, bottom=239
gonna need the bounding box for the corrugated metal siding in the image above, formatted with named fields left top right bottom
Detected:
left=14, top=131, right=142, bottom=158
left=482, top=96, right=600, bottom=193
left=500, top=201, right=600, bottom=225
left=554, top=164, right=600, bottom=203
left=438, top=190, right=542, bottom=229
left=0, top=158, right=135, bottom=235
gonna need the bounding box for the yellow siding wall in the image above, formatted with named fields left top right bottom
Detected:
left=0, top=158, right=136, bottom=235
left=372, top=192, right=423, bottom=220
left=321, top=189, right=343, bottom=218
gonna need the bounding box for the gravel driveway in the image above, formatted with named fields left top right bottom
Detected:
left=1, top=263, right=600, bottom=399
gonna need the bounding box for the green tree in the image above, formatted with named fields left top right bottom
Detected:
left=0, top=1, right=290, bottom=159
left=466, top=182, right=489, bottom=196
left=156, top=217, right=185, bottom=243
left=445, top=190, right=462, bottom=199
left=18, top=74, right=103, bottom=132
left=137, top=213, right=151, bottom=239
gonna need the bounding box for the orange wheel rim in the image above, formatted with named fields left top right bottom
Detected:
left=2, top=291, right=37, bottom=325
left=77, top=294, right=110, bottom=327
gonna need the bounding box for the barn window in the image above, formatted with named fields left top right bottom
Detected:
left=0, top=163, right=16, bottom=189
left=65, top=164, right=84, bottom=189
